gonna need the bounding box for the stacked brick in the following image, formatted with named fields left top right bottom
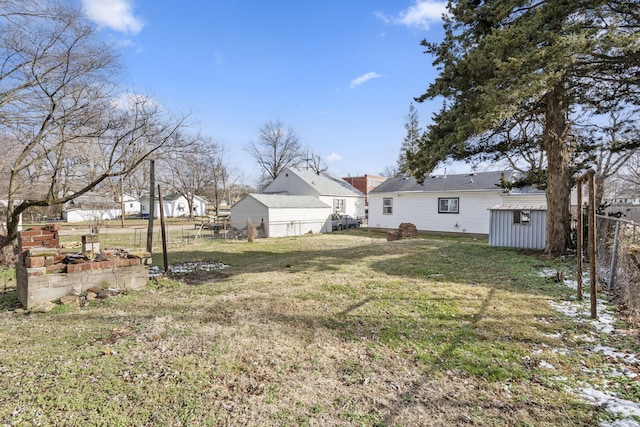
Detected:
left=17, top=224, right=147, bottom=275
left=386, top=223, right=419, bottom=241
left=16, top=224, right=150, bottom=308
left=18, top=224, right=61, bottom=253
left=18, top=225, right=63, bottom=276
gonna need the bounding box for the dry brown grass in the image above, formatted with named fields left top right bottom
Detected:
left=0, top=232, right=621, bottom=425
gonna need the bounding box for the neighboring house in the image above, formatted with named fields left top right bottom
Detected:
left=120, top=194, right=141, bottom=216
left=230, top=194, right=332, bottom=238
left=342, top=174, right=387, bottom=206
left=140, top=193, right=207, bottom=218
left=489, top=205, right=547, bottom=250
left=610, top=192, right=640, bottom=206
left=263, top=167, right=365, bottom=218
left=368, top=170, right=546, bottom=235
left=63, top=192, right=121, bottom=223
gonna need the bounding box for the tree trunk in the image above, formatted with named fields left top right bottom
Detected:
left=594, top=174, right=606, bottom=208
left=543, top=90, right=572, bottom=256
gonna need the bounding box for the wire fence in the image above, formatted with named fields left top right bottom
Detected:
left=160, top=218, right=347, bottom=246
left=594, top=213, right=640, bottom=322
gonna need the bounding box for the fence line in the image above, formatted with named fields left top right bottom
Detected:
left=594, top=214, right=640, bottom=321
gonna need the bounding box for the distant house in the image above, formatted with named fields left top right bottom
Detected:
left=120, top=194, right=141, bottom=216
left=610, top=192, right=640, bottom=206
left=368, top=170, right=546, bottom=236
left=63, top=192, right=121, bottom=223
left=139, top=193, right=207, bottom=218
left=263, top=167, right=365, bottom=218
left=230, top=194, right=332, bottom=238
left=342, top=174, right=387, bottom=206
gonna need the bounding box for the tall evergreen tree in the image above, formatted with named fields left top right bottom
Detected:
left=397, top=103, right=422, bottom=177
left=408, top=0, right=640, bottom=255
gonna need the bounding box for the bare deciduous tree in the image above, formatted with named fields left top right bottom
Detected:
left=246, top=120, right=303, bottom=186
left=0, top=1, right=188, bottom=249
left=158, top=134, right=218, bottom=218
left=303, top=149, right=328, bottom=175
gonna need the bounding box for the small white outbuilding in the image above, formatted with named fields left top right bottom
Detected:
left=230, top=194, right=332, bottom=238
left=488, top=205, right=547, bottom=250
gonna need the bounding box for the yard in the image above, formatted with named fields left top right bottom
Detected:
left=1, top=229, right=639, bottom=426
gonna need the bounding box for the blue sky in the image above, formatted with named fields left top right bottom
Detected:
left=80, top=0, right=453, bottom=185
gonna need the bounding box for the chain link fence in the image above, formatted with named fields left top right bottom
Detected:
left=595, top=210, right=640, bottom=322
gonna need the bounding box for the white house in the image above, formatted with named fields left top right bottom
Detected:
left=140, top=193, right=207, bottom=218
left=610, top=192, right=640, bottom=206
left=263, top=168, right=365, bottom=218
left=62, top=192, right=121, bottom=223
left=230, top=194, right=332, bottom=238
left=120, top=194, right=141, bottom=216
left=368, top=171, right=546, bottom=235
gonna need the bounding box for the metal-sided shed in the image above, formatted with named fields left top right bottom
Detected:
left=230, top=194, right=332, bottom=238
left=489, top=205, right=547, bottom=250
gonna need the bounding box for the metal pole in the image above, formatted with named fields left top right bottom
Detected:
left=576, top=178, right=583, bottom=301
left=120, top=179, right=125, bottom=229
left=158, top=184, right=169, bottom=273
left=608, top=220, right=621, bottom=294
left=146, top=159, right=155, bottom=253
left=587, top=169, right=597, bottom=319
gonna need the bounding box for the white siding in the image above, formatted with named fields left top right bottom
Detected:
left=230, top=196, right=331, bottom=238
left=267, top=207, right=332, bottom=237
left=265, top=172, right=320, bottom=197
left=318, top=195, right=364, bottom=218
left=502, top=193, right=547, bottom=206
left=63, top=208, right=121, bottom=223
left=140, top=195, right=206, bottom=218
left=368, top=191, right=503, bottom=235
left=230, top=196, right=269, bottom=233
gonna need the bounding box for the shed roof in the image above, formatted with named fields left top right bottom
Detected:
left=489, top=204, right=547, bottom=211
left=370, top=170, right=512, bottom=194
left=245, top=194, right=331, bottom=209
left=266, top=168, right=364, bottom=197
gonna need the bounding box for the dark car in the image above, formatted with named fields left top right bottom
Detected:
left=332, top=214, right=361, bottom=230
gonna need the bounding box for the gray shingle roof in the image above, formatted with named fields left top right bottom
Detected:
left=277, top=168, right=365, bottom=197
left=249, top=194, right=331, bottom=209
left=370, top=170, right=513, bottom=193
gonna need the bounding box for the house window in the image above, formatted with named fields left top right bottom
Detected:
left=383, top=197, right=393, bottom=215
left=129, top=203, right=134, bottom=208
left=178, top=202, right=185, bottom=212
left=438, top=197, right=459, bottom=214
left=513, top=210, right=531, bottom=225
left=334, top=198, right=345, bottom=213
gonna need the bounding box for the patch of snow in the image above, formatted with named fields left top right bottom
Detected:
left=148, top=261, right=230, bottom=278
left=564, top=278, right=578, bottom=290
left=601, top=420, right=640, bottom=427
left=593, top=346, right=640, bottom=365
left=544, top=332, right=564, bottom=339
left=581, top=387, right=640, bottom=420
left=542, top=268, right=640, bottom=426
left=539, top=360, right=556, bottom=370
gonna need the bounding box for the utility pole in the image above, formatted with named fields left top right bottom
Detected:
left=146, top=159, right=155, bottom=253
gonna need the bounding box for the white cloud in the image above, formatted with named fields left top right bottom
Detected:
left=325, top=153, right=342, bottom=163
left=349, top=72, right=382, bottom=89
left=82, top=0, right=144, bottom=34
left=377, top=1, right=447, bottom=30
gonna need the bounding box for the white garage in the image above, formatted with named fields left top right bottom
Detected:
left=230, top=194, right=332, bottom=238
